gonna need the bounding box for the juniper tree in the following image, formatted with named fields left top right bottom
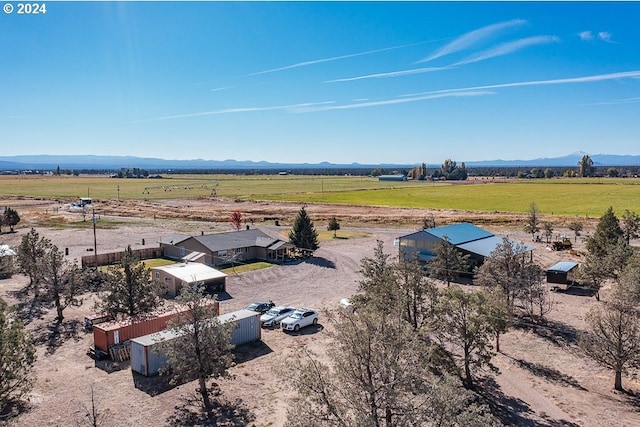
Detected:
left=621, top=209, right=640, bottom=244
left=474, top=238, right=538, bottom=310
left=428, top=236, right=469, bottom=287
left=2, top=208, right=20, bottom=232
left=580, top=281, right=640, bottom=391
left=435, top=285, right=495, bottom=389
left=284, top=308, right=498, bottom=427
left=98, top=245, right=162, bottom=319
left=155, top=283, right=233, bottom=423
left=16, top=228, right=47, bottom=290
left=0, top=297, right=36, bottom=413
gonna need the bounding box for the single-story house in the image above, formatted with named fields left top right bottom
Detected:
left=546, top=261, right=579, bottom=290
left=159, top=229, right=294, bottom=266
left=152, top=262, right=228, bottom=298
left=396, top=222, right=533, bottom=270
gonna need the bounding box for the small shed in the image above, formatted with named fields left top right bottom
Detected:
left=546, top=261, right=579, bottom=290
left=131, top=309, right=261, bottom=377
left=152, top=262, right=227, bottom=298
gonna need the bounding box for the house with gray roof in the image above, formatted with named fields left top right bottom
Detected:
left=160, top=229, right=294, bottom=266
left=397, top=222, right=533, bottom=271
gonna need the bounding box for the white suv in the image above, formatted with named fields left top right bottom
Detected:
left=281, top=308, right=318, bottom=332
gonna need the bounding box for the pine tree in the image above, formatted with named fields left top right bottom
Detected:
left=289, top=206, right=319, bottom=252
left=327, top=216, right=340, bottom=238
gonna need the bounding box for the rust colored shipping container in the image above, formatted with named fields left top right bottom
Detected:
left=92, top=300, right=219, bottom=353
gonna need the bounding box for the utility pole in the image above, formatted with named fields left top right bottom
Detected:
left=117, top=185, right=120, bottom=200
left=93, top=208, right=98, bottom=268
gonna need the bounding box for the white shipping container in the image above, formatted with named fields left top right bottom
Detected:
left=131, top=309, right=261, bottom=377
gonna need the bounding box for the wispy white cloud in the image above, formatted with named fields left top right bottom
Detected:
left=296, top=91, right=494, bottom=113
left=418, top=19, right=527, bottom=63
left=598, top=31, right=613, bottom=43
left=452, top=35, right=559, bottom=66
left=244, top=41, right=434, bottom=77
left=210, top=87, right=229, bottom=92
left=579, top=31, right=594, bottom=41
left=581, top=97, right=640, bottom=106
left=131, top=101, right=335, bottom=122
left=400, top=70, right=640, bottom=98
left=325, top=65, right=453, bottom=83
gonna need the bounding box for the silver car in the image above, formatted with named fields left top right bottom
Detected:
left=260, top=306, right=295, bottom=328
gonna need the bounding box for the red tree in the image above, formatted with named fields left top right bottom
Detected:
left=230, top=211, right=242, bottom=231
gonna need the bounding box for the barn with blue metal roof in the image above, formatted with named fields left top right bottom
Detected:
left=396, top=222, right=533, bottom=270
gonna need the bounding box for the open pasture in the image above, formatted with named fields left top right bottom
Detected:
left=259, top=179, right=640, bottom=217
left=0, top=174, right=389, bottom=200
left=2, top=174, right=640, bottom=217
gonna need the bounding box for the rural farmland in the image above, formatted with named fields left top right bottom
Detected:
left=2, top=178, right=640, bottom=426
left=2, top=174, right=640, bottom=218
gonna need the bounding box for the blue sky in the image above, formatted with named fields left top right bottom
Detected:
left=2, top=2, right=640, bottom=164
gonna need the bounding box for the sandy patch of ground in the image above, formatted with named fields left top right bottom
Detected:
left=1, top=197, right=638, bottom=427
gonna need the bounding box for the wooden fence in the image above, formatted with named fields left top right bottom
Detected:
left=81, top=247, right=164, bottom=268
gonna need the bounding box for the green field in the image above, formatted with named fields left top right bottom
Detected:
left=258, top=179, right=640, bottom=217
left=2, top=174, right=640, bottom=217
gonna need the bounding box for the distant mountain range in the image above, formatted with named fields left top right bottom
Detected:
left=1, top=152, right=639, bottom=171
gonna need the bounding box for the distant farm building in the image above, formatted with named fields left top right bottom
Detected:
left=378, top=174, right=407, bottom=182
left=159, top=229, right=294, bottom=266
left=152, top=262, right=227, bottom=298
left=396, top=222, right=533, bottom=270
left=546, top=261, right=579, bottom=290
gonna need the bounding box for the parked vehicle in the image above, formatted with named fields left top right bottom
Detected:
left=551, top=237, right=572, bottom=251
left=260, top=306, right=295, bottom=327
left=281, top=308, right=318, bottom=332
left=245, top=301, right=275, bottom=314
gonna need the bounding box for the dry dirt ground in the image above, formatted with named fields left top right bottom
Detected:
left=1, top=197, right=640, bottom=427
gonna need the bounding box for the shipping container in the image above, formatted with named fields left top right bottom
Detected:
left=219, top=309, right=262, bottom=346
left=92, top=301, right=219, bottom=353
left=131, top=309, right=260, bottom=377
